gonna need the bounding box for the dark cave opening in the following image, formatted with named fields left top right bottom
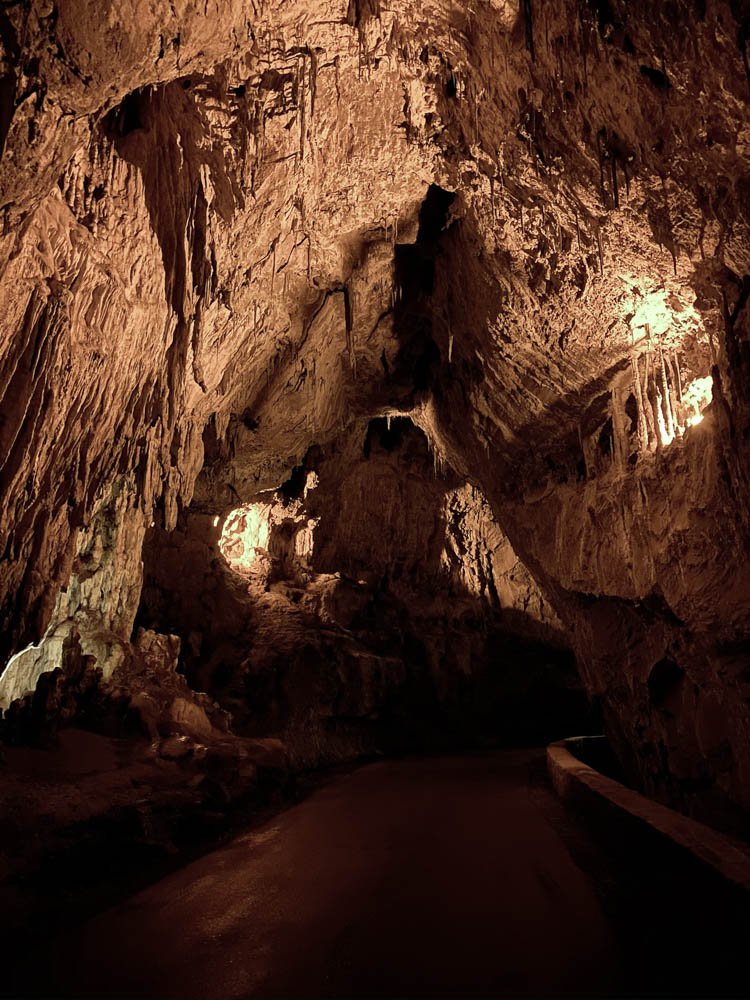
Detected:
left=362, top=415, right=413, bottom=457
left=647, top=657, right=685, bottom=711
left=103, top=89, right=147, bottom=137
left=416, top=183, right=456, bottom=243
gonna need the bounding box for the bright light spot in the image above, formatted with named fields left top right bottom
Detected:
left=213, top=515, right=220, bottom=527
left=0, top=640, right=46, bottom=711
left=678, top=373, right=713, bottom=436
left=682, top=374, right=713, bottom=417
left=219, top=503, right=272, bottom=575
left=630, top=290, right=674, bottom=339
left=218, top=478, right=320, bottom=578
left=620, top=281, right=703, bottom=349
left=659, top=424, right=675, bottom=447
left=304, top=471, right=319, bottom=496
left=656, top=374, right=712, bottom=445
left=294, top=519, right=318, bottom=560
left=617, top=277, right=713, bottom=452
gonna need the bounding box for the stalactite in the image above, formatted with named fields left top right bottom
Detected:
left=671, top=351, right=682, bottom=402
left=611, top=386, right=627, bottom=470
left=632, top=354, right=649, bottom=453
left=596, top=129, right=606, bottom=202
left=523, top=0, right=535, bottom=62
left=659, top=346, right=675, bottom=441
left=308, top=46, right=318, bottom=122
left=659, top=174, right=678, bottom=276
left=298, top=58, right=306, bottom=161
left=641, top=353, right=658, bottom=451
left=655, top=382, right=669, bottom=446
left=667, top=351, right=685, bottom=434
left=649, top=368, right=665, bottom=450
left=579, top=6, right=589, bottom=92
left=343, top=285, right=356, bottom=376
left=610, top=156, right=619, bottom=209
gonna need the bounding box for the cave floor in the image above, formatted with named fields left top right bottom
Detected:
left=34, top=750, right=747, bottom=999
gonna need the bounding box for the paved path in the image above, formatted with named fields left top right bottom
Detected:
left=52, top=751, right=623, bottom=998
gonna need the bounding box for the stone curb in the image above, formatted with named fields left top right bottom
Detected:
left=547, top=738, right=750, bottom=895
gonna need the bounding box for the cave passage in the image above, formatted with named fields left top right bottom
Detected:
left=3, top=1, right=750, bottom=996
left=39, top=751, right=745, bottom=1000
left=42, top=753, right=621, bottom=998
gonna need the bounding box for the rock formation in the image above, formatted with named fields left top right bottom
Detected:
left=1, top=0, right=750, bottom=849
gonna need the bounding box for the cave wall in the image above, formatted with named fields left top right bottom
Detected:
left=405, top=5, right=750, bottom=825
left=1, top=0, right=750, bottom=823
left=0, top=0, right=436, bottom=668
left=138, top=418, right=585, bottom=762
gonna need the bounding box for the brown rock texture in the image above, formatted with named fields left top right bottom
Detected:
left=139, top=417, right=581, bottom=764
left=1, top=0, right=750, bottom=833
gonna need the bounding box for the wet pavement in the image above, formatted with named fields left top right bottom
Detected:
left=49, top=750, right=624, bottom=998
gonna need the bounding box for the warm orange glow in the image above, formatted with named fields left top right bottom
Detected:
left=619, top=279, right=712, bottom=451
left=630, top=290, right=675, bottom=339
left=659, top=374, right=712, bottom=444
left=682, top=375, right=713, bottom=422
left=621, top=283, right=703, bottom=349
left=218, top=474, right=320, bottom=578
left=219, top=503, right=272, bottom=574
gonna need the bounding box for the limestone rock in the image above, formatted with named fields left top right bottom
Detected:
left=1, top=0, right=750, bottom=830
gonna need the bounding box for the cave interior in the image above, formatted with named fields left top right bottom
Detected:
left=2, top=0, right=750, bottom=993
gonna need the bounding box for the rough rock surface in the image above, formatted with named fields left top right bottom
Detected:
left=140, top=417, right=584, bottom=764
left=1, top=0, right=750, bottom=838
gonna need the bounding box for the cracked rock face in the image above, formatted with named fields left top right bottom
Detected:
left=2, top=0, right=750, bottom=828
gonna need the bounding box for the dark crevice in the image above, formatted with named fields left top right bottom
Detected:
left=363, top=416, right=413, bottom=458
left=103, top=90, right=147, bottom=138
left=647, top=658, right=684, bottom=711
left=416, top=184, right=456, bottom=244
left=346, top=0, right=381, bottom=28
left=279, top=464, right=307, bottom=502
left=640, top=65, right=671, bottom=90
left=0, top=10, right=19, bottom=159
left=522, top=0, right=535, bottom=61
left=389, top=185, right=454, bottom=399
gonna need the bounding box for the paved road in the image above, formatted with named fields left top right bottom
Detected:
left=51, top=751, right=624, bottom=998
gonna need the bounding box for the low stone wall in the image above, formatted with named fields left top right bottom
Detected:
left=548, top=737, right=750, bottom=895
